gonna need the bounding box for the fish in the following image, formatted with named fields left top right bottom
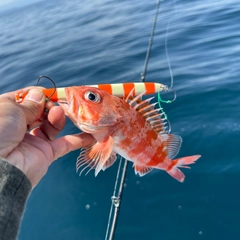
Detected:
left=58, top=86, right=201, bottom=182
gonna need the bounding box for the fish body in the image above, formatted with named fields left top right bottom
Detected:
left=59, top=86, right=200, bottom=182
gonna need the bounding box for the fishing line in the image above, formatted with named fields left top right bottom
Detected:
left=165, top=19, right=174, bottom=89
left=165, top=0, right=177, bottom=90
left=157, top=0, right=177, bottom=133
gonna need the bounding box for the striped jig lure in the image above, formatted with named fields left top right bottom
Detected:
left=15, top=82, right=167, bottom=103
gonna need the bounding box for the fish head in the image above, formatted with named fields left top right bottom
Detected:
left=59, top=86, right=122, bottom=133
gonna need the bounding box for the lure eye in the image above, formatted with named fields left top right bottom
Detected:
left=84, top=91, right=101, bottom=103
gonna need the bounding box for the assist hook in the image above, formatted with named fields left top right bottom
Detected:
left=159, top=87, right=176, bottom=103
left=157, top=87, right=177, bottom=134
left=36, top=75, right=56, bottom=101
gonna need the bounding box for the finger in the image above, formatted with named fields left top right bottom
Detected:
left=0, top=86, right=45, bottom=101
left=28, top=120, right=44, bottom=131
left=31, top=106, right=66, bottom=141
left=19, top=89, right=46, bottom=125
left=21, top=133, right=54, bottom=164
left=0, top=87, right=51, bottom=128
left=47, top=106, right=65, bottom=129
left=50, top=133, right=95, bottom=161
left=28, top=101, right=57, bottom=131
left=39, top=100, right=55, bottom=122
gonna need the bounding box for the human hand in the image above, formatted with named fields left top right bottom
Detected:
left=0, top=88, right=94, bottom=187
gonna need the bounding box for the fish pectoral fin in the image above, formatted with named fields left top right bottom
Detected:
left=133, top=163, right=153, bottom=177
left=76, top=136, right=115, bottom=176
left=102, top=152, right=117, bottom=171
left=76, top=142, right=97, bottom=175
left=158, top=134, right=182, bottom=159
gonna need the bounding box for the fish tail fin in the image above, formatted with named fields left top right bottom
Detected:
left=167, top=155, right=201, bottom=182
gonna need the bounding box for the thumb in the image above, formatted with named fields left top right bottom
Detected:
left=20, top=89, right=46, bottom=124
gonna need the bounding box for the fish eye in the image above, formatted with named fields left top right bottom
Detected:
left=84, top=91, right=101, bottom=103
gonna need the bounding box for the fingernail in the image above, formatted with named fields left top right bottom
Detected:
left=25, top=89, right=44, bottom=103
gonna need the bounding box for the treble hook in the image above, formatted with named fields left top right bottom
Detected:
left=36, top=76, right=56, bottom=101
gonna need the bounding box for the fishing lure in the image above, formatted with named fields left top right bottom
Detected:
left=15, top=81, right=167, bottom=103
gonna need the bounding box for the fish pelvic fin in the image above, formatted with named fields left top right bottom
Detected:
left=76, top=136, right=115, bottom=176
left=102, top=151, right=117, bottom=171
left=133, top=163, right=153, bottom=176
left=167, top=155, right=201, bottom=182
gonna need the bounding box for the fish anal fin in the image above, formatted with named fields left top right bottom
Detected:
left=167, top=167, right=185, bottom=183
left=102, top=152, right=117, bottom=171
left=159, top=134, right=182, bottom=159
left=133, top=163, right=153, bottom=177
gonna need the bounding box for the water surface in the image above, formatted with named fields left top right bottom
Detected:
left=0, top=0, right=239, bottom=239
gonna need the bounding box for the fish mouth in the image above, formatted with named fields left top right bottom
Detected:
left=58, top=101, right=69, bottom=111
left=79, top=123, right=117, bottom=133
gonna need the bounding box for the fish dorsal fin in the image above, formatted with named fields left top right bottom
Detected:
left=125, top=91, right=168, bottom=134
left=125, top=88, right=146, bottom=106
left=76, top=136, right=115, bottom=176
left=158, top=134, right=182, bottom=159
left=133, top=163, right=153, bottom=176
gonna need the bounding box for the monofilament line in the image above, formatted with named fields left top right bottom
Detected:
left=165, top=19, right=174, bottom=89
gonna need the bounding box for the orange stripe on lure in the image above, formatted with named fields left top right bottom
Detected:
left=15, top=82, right=167, bottom=103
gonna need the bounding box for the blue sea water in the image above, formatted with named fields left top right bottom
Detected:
left=0, top=0, right=240, bottom=239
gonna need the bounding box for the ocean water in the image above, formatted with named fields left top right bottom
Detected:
left=0, top=0, right=240, bottom=239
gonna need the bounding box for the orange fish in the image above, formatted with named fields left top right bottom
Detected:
left=59, top=86, right=200, bottom=182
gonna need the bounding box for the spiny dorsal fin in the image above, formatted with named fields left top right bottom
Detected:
left=124, top=91, right=168, bottom=134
